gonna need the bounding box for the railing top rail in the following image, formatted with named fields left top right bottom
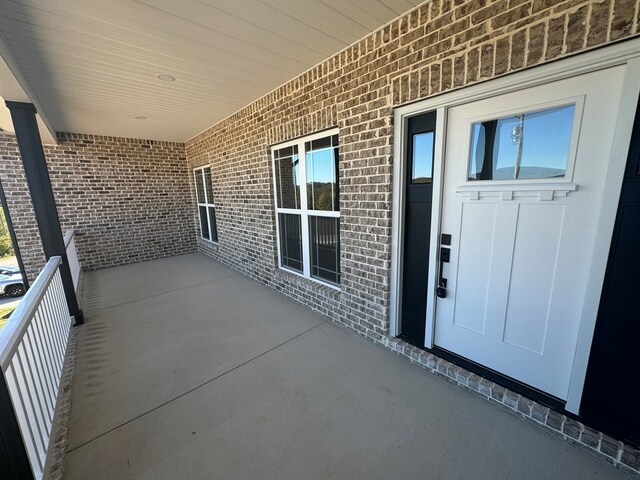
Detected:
left=0, top=256, right=63, bottom=370
left=63, top=229, right=75, bottom=248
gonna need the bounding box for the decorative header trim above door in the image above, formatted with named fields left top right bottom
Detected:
left=456, top=183, right=577, bottom=201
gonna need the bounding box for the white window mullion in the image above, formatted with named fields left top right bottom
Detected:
left=306, top=210, right=340, bottom=218
left=201, top=169, right=208, bottom=204
left=272, top=153, right=284, bottom=270
left=298, top=140, right=311, bottom=277
left=277, top=207, right=305, bottom=215
left=201, top=169, right=211, bottom=242
left=204, top=205, right=212, bottom=242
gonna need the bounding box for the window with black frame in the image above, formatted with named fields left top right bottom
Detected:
left=272, top=130, right=340, bottom=286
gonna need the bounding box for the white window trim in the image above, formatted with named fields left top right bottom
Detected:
left=462, top=95, right=585, bottom=187
left=271, top=128, right=341, bottom=289
left=194, top=165, right=218, bottom=244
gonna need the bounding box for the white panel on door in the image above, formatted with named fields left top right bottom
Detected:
left=502, top=203, right=565, bottom=354
left=453, top=202, right=496, bottom=334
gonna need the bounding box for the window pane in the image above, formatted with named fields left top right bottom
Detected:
left=208, top=206, right=218, bottom=242
left=198, top=206, right=209, bottom=240
left=309, top=216, right=340, bottom=285
left=275, top=146, right=296, bottom=158
left=204, top=167, right=213, bottom=204
left=275, top=146, right=300, bottom=209
left=195, top=170, right=206, bottom=203
left=411, top=131, right=434, bottom=183
left=306, top=136, right=339, bottom=211
left=278, top=213, right=303, bottom=272
left=469, top=104, right=575, bottom=181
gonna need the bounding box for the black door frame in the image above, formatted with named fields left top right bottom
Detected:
left=580, top=97, right=640, bottom=447
left=397, top=111, right=437, bottom=348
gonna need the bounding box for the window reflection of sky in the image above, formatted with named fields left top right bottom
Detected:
left=412, top=132, right=434, bottom=181
left=306, top=147, right=336, bottom=183
left=469, top=104, right=575, bottom=180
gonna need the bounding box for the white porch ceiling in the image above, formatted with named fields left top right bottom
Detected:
left=0, top=0, right=423, bottom=143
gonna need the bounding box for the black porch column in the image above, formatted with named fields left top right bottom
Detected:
left=5, top=101, right=84, bottom=325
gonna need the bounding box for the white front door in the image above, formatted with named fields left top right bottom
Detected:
left=434, top=66, right=626, bottom=400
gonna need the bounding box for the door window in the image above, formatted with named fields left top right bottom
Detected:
left=411, top=131, right=435, bottom=183
left=468, top=104, right=575, bottom=181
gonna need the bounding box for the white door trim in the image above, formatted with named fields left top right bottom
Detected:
left=390, top=37, right=640, bottom=413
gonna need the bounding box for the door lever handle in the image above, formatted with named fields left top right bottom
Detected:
left=437, top=246, right=450, bottom=298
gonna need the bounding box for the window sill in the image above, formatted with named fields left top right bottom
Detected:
left=198, top=237, right=219, bottom=247
left=274, top=268, right=342, bottom=298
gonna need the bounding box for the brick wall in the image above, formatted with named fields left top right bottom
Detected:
left=186, top=0, right=640, bottom=474
left=0, top=131, right=196, bottom=280
left=187, top=0, right=639, bottom=347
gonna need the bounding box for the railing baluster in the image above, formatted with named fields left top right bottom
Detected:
left=31, top=310, right=56, bottom=409
left=5, top=364, right=43, bottom=477
left=42, top=289, right=63, bottom=372
left=51, top=273, right=67, bottom=341
left=15, top=344, right=46, bottom=456
left=52, top=272, right=70, bottom=341
left=42, top=299, right=63, bottom=389
left=0, top=250, right=78, bottom=478
left=21, top=330, right=52, bottom=434
left=24, top=325, right=54, bottom=434
left=7, top=362, right=44, bottom=476
left=34, top=309, right=59, bottom=396
left=50, top=273, right=69, bottom=358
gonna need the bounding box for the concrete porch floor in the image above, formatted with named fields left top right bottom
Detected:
left=63, top=253, right=627, bottom=479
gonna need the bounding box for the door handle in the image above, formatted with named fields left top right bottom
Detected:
left=438, top=244, right=450, bottom=299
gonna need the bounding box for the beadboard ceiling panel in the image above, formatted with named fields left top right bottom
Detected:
left=0, top=0, right=423, bottom=142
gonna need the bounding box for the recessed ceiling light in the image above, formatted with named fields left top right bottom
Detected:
left=156, top=74, right=176, bottom=82
left=134, top=116, right=147, bottom=120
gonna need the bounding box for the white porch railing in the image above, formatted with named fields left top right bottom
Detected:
left=63, top=229, right=80, bottom=290
left=0, top=256, right=73, bottom=479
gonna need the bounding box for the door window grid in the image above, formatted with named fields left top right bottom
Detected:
left=194, top=166, right=218, bottom=243
left=272, top=130, right=340, bottom=287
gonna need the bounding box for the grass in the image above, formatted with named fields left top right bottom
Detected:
left=0, top=302, right=18, bottom=330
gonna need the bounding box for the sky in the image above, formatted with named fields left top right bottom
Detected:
left=306, top=147, right=337, bottom=184
left=412, top=131, right=434, bottom=180
left=470, top=104, right=575, bottom=179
